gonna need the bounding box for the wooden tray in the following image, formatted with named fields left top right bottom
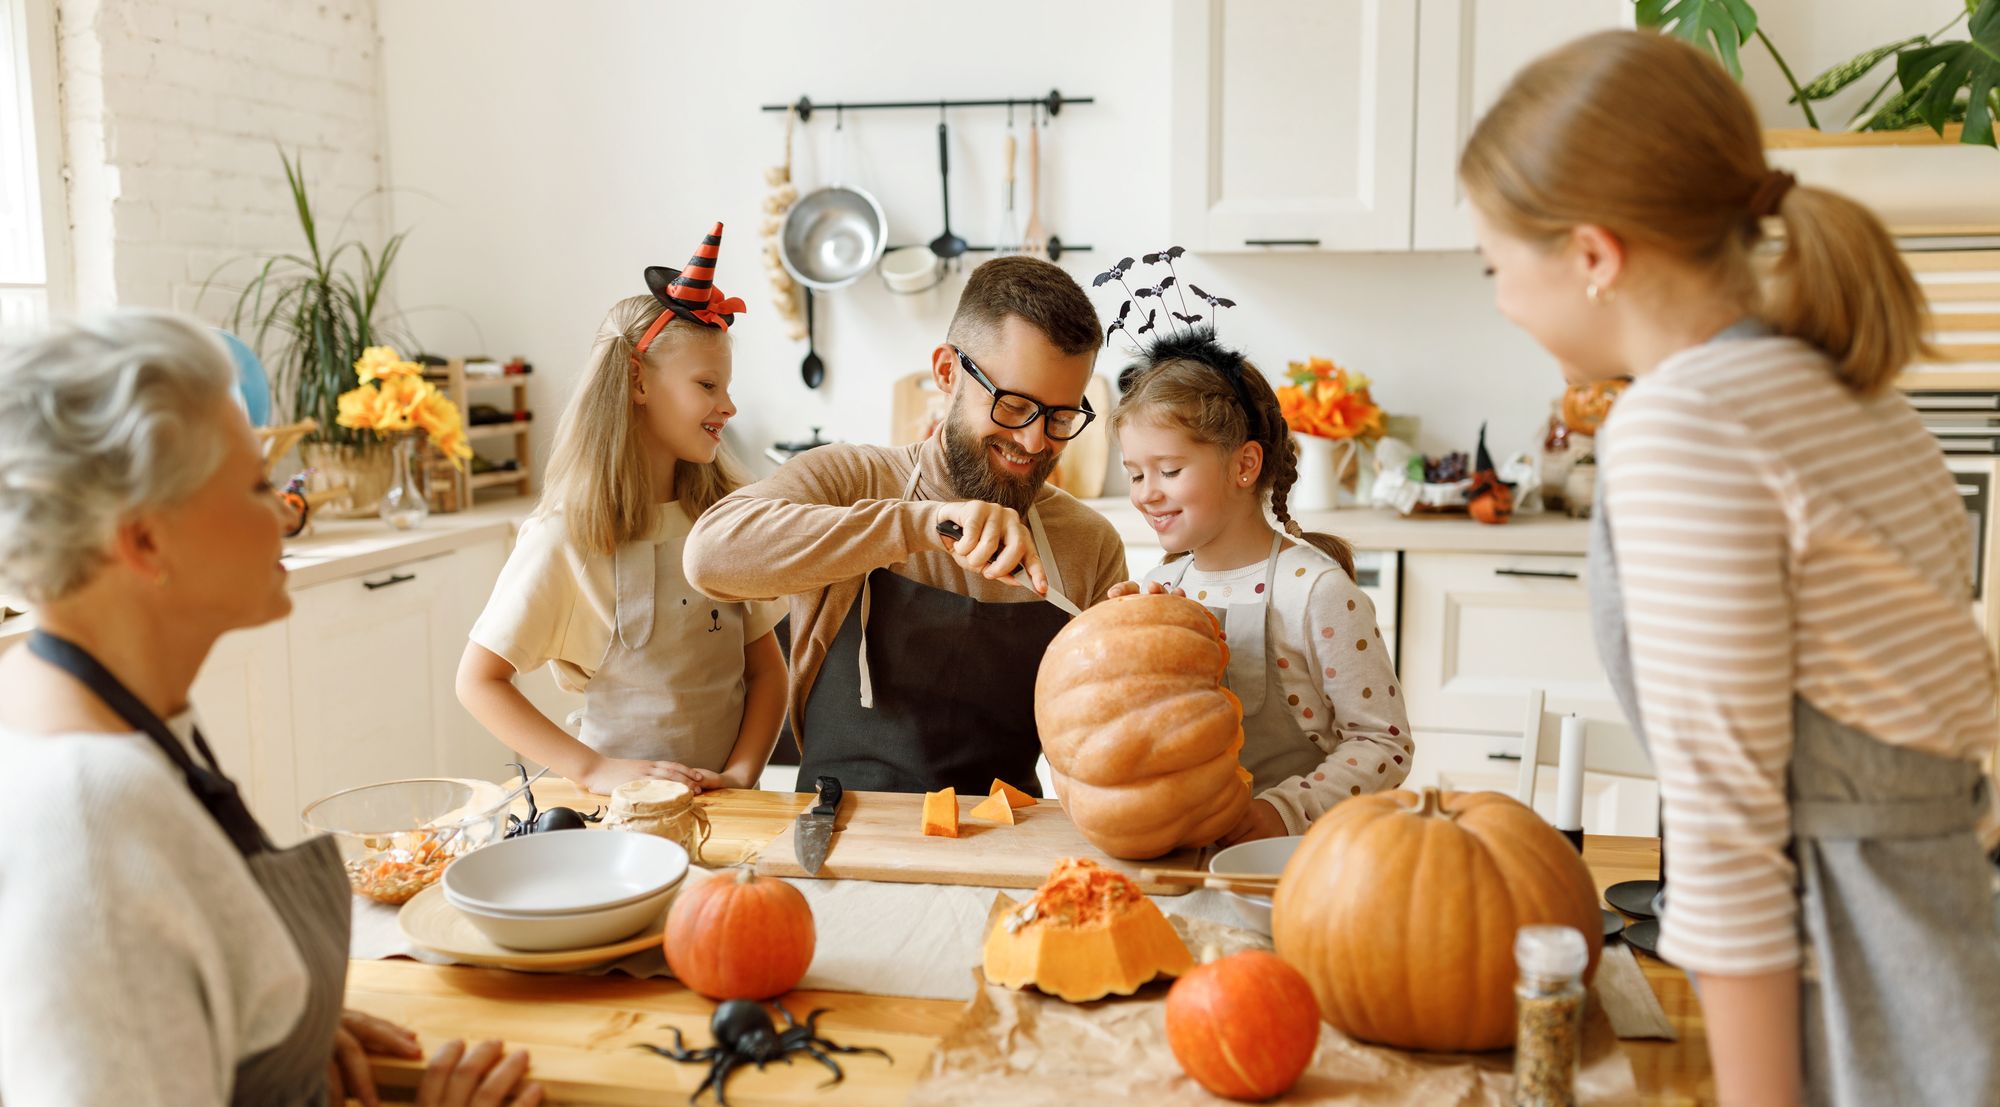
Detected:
left=396, top=883, right=669, bottom=973
left=755, top=789, right=1201, bottom=895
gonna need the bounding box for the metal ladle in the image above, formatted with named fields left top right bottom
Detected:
left=928, top=120, right=968, bottom=261
left=800, top=287, right=825, bottom=389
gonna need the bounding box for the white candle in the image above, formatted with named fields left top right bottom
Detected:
left=1555, top=714, right=1587, bottom=832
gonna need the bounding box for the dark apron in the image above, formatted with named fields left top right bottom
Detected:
left=1585, top=322, right=2000, bottom=1105
left=799, top=566, right=1068, bottom=794
left=28, top=631, right=351, bottom=1106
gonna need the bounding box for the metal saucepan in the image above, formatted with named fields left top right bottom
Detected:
left=779, top=184, right=888, bottom=291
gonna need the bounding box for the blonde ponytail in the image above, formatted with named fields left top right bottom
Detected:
left=1765, top=184, right=1930, bottom=395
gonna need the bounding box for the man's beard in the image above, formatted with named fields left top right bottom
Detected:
left=940, top=408, right=1059, bottom=515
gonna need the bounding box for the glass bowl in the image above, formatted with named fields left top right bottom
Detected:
left=301, top=778, right=510, bottom=905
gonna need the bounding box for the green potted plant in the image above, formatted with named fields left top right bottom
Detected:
left=1637, top=0, right=1999, bottom=146
left=203, top=150, right=412, bottom=515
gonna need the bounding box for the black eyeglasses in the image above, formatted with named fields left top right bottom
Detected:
left=953, top=347, right=1096, bottom=441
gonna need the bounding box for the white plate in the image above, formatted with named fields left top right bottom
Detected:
left=1209, top=835, right=1307, bottom=935
left=397, top=884, right=666, bottom=971
left=442, top=828, right=688, bottom=916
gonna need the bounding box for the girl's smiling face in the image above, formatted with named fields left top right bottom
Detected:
left=1120, top=417, right=1254, bottom=554
left=632, top=330, right=735, bottom=465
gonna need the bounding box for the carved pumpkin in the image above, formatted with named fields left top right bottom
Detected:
left=1272, top=788, right=1602, bottom=1051
left=984, top=858, right=1192, bottom=1002
left=1034, top=593, right=1251, bottom=859
left=1166, top=949, right=1321, bottom=1100
left=1561, top=379, right=1628, bottom=437
left=664, top=868, right=815, bottom=1000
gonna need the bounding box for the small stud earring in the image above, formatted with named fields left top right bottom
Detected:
left=1586, top=282, right=1616, bottom=305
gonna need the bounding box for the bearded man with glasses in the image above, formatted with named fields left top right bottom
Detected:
left=685, top=257, right=1127, bottom=796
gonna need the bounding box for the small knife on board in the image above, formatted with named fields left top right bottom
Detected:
left=934, top=520, right=1083, bottom=616
left=794, top=775, right=843, bottom=876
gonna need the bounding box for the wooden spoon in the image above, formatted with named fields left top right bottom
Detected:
left=1020, top=116, right=1047, bottom=258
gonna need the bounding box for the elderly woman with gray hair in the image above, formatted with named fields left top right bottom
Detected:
left=0, top=311, right=542, bottom=1107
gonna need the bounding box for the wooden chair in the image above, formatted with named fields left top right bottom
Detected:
left=1515, top=689, right=1653, bottom=817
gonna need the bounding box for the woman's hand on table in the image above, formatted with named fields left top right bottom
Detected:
left=328, top=1010, right=542, bottom=1106
left=1216, top=799, right=1288, bottom=847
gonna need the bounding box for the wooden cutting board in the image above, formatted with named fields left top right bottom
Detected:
left=755, top=789, right=1201, bottom=895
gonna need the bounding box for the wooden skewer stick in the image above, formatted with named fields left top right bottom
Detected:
left=1139, top=867, right=1282, bottom=892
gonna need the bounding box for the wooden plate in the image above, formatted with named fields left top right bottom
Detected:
left=396, top=883, right=668, bottom=972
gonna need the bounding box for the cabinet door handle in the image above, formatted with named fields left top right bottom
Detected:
left=1244, top=238, right=1321, bottom=247
left=1487, top=752, right=1522, bottom=762
left=1494, top=568, right=1580, bottom=581
left=363, top=572, right=416, bottom=591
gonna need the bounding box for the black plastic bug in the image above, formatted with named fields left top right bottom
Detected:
left=637, top=999, right=891, bottom=1105
left=500, top=761, right=604, bottom=838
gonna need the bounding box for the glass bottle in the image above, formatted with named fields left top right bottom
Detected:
left=1512, top=924, right=1588, bottom=1107
left=378, top=432, right=430, bottom=530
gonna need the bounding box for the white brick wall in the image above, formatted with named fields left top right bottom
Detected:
left=53, top=0, right=387, bottom=315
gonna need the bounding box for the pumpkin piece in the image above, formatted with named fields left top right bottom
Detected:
left=989, top=778, right=1036, bottom=809
left=1166, top=948, right=1321, bottom=1100
left=921, top=788, right=960, bottom=838
left=1035, top=593, right=1251, bottom=860
left=664, top=868, right=815, bottom=1000
left=969, top=791, right=1016, bottom=825
left=984, top=858, right=1192, bottom=1002
left=1272, top=787, right=1602, bottom=1052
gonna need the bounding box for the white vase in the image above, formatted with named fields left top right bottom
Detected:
left=1288, top=434, right=1345, bottom=512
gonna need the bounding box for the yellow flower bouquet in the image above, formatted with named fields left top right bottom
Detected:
left=335, top=347, right=473, bottom=467
left=1276, top=357, right=1385, bottom=443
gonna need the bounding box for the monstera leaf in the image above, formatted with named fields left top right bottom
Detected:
left=1895, top=0, right=2000, bottom=146
left=1635, top=0, right=1760, bottom=77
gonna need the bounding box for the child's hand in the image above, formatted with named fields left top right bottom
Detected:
left=1217, top=799, right=1288, bottom=847
left=1106, top=580, right=1186, bottom=600
left=579, top=757, right=708, bottom=795
left=935, top=500, right=1045, bottom=595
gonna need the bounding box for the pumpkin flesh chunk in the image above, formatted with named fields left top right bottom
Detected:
left=921, top=788, right=960, bottom=838
left=990, top=778, right=1036, bottom=809
left=969, top=791, right=1016, bottom=824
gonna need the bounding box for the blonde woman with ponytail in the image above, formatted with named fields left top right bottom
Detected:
left=457, top=226, right=787, bottom=796
left=1461, top=30, right=2000, bottom=1107
left=1109, top=329, right=1410, bottom=847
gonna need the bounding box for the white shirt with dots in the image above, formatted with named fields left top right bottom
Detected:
left=1142, top=541, right=1412, bottom=834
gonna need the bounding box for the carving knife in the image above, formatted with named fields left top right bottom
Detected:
left=794, top=775, right=843, bottom=876
left=934, top=520, right=1082, bottom=617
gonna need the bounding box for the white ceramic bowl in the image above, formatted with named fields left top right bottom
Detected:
left=452, top=878, right=681, bottom=952
left=879, top=245, right=943, bottom=293
left=441, top=828, right=689, bottom=916
left=1209, top=835, right=1307, bottom=935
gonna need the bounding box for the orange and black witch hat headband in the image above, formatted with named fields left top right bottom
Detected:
left=636, top=222, right=746, bottom=355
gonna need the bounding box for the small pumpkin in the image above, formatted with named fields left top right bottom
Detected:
left=984, top=858, right=1192, bottom=1002
left=1561, top=379, right=1628, bottom=437
left=1166, top=948, right=1321, bottom=1100
left=1035, top=593, right=1251, bottom=859
left=664, top=868, right=815, bottom=1000
left=1272, top=788, right=1602, bottom=1051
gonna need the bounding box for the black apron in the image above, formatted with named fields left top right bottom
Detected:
left=28, top=630, right=351, bottom=1106
left=797, top=462, right=1073, bottom=795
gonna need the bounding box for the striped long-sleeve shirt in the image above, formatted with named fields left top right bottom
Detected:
left=1601, top=334, right=1999, bottom=977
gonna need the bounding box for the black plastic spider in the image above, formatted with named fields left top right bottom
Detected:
left=637, top=999, right=891, bottom=1105
left=499, top=761, right=603, bottom=837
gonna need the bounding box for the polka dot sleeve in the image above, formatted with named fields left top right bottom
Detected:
left=1258, top=569, right=1413, bottom=834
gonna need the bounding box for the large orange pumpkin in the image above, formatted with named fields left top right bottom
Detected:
left=1034, top=593, right=1251, bottom=859
left=1166, top=949, right=1321, bottom=1100
left=664, top=868, right=815, bottom=1000
left=1271, top=788, right=1602, bottom=1052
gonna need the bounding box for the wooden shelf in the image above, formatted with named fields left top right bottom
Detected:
left=1764, top=124, right=1966, bottom=150
left=462, top=374, right=530, bottom=390
left=468, top=469, right=530, bottom=490
left=465, top=421, right=531, bottom=441
left=424, top=358, right=534, bottom=510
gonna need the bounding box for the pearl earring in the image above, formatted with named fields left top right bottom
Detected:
left=1586, top=282, right=1616, bottom=305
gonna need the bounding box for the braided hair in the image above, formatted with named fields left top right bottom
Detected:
left=1112, top=329, right=1356, bottom=579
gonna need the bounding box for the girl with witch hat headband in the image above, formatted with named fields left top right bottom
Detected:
left=1104, top=251, right=1412, bottom=845
left=457, top=224, right=789, bottom=795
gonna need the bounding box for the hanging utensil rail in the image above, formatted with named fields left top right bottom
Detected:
left=760, top=89, right=1092, bottom=122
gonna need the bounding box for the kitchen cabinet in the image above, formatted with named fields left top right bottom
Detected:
left=1169, top=0, right=1419, bottom=252
left=189, top=619, right=299, bottom=838
left=1170, top=0, right=1628, bottom=252
left=1410, top=0, right=1633, bottom=249
left=1404, top=727, right=1658, bottom=836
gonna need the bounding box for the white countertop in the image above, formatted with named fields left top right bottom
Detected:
left=0, top=500, right=531, bottom=650
left=1078, top=497, right=1592, bottom=556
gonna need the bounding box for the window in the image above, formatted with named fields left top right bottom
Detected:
left=0, top=0, right=63, bottom=333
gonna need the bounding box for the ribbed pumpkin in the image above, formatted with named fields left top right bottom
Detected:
left=1034, top=593, right=1251, bottom=859
left=1271, top=788, right=1602, bottom=1052
left=664, top=868, right=815, bottom=1000
left=1166, top=949, right=1321, bottom=1100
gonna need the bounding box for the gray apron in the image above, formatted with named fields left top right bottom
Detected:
left=1586, top=330, right=2000, bottom=1106
left=1168, top=536, right=1324, bottom=793
left=28, top=631, right=350, bottom=1106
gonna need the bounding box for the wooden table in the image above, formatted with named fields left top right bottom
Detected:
left=348, top=786, right=1712, bottom=1105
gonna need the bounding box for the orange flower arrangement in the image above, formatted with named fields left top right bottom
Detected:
left=335, top=347, right=473, bottom=466
left=1276, top=357, right=1385, bottom=443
